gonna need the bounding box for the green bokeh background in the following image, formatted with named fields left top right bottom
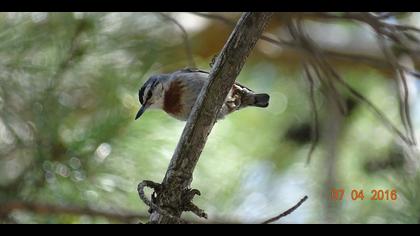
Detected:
left=1, top=12, right=420, bottom=224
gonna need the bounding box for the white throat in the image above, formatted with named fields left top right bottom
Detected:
left=148, top=80, right=171, bottom=109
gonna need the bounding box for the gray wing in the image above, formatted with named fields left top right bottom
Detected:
left=180, top=68, right=254, bottom=92
left=180, top=68, right=210, bottom=74
left=170, top=69, right=208, bottom=118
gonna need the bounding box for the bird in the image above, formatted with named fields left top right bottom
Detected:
left=135, top=68, right=270, bottom=121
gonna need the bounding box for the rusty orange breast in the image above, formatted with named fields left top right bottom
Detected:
left=163, top=80, right=184, bottom=116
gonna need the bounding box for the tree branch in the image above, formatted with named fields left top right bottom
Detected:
left=261, top=195, right=308, bottom=224
left=139, top=12, right=274, bottom=224
left=0, top=200, right=246, bottom=224
left=0, top=201, right=147, bottom=223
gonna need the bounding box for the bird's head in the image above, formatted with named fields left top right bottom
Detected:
left=135, top=75, right=166, bottom=120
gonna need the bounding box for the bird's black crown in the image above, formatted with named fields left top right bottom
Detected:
left=138, top=76, right=160, bottom=105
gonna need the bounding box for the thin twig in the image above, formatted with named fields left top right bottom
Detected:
left=261, top=195, right=308, bottom=224
left=396, top=65, right=417, bottom=146
left=157, top=12, right=196, bottom=68
left=301, top=18, right=350, bottom=114
left=287, top=18, right=414, bottom=146
left=378, top=34, right=417, bottom=146
left=191, top=12, right=420, bottom=75
left=303, top=63, right=319, bottom=165
left=324, top=60, right=413, bottom=145
left=301, top=12, right=420, bottom=35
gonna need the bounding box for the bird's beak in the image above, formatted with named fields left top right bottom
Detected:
left=135, top=104, right=148, bottom=120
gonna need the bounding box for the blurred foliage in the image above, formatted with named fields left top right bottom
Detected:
left=1, top=12, right=420, bottom=224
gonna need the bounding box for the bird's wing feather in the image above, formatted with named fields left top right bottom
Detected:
left=181, top=68, right=209, bottom=74
left=180, top=68, right=254, bottom=92
left=233, top=81, right=254, bottom=93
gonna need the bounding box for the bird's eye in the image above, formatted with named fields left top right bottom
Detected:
left=139, top=87, right=145, bottom=104
left=147, top=90, right=152, bottom=100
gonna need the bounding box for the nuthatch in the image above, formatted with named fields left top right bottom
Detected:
left=135, top=68, right=270, bottom=121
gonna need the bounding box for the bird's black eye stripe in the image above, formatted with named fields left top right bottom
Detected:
left=147, top=90, right=152, bottom=100
left=150, top=79, right=158, bottom=90
left=139, top=76, right=160, bottom=105
left=146, top=78, right=159, bottom=101
left=139, top=86, right=146, bottom=104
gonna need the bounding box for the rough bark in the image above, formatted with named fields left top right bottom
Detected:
left=139, top=12, right=273, bottom=224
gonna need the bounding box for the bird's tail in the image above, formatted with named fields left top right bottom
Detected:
left=219, top=89, right=270, bottom=119
left=252, top=93, right=270, bottom=108
left=232, top=83, right=270, bottom=109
